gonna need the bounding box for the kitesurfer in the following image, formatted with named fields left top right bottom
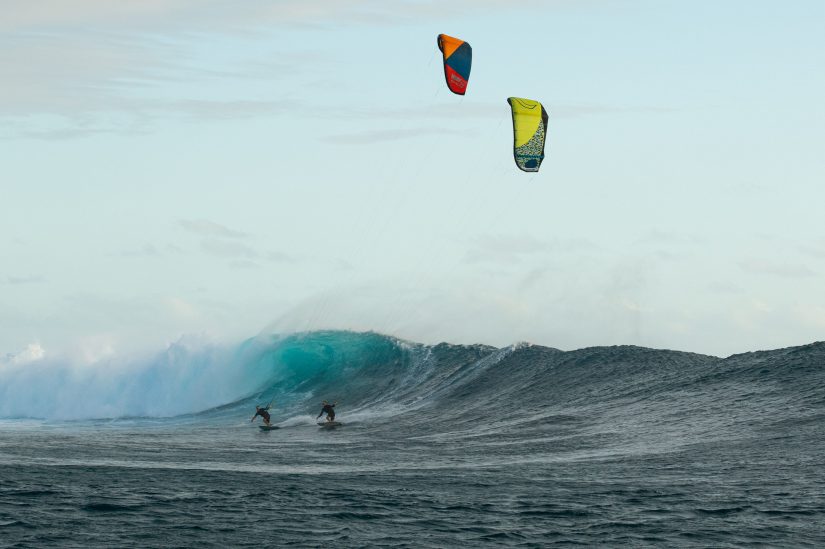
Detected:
left=317, top=401, right=336, bottom=423
left=251, top=402, right=273, bottom=426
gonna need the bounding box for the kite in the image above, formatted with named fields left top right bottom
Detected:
left=437, top=34, right=472, bottom=95
left=507, top=97, right=548, bottom=172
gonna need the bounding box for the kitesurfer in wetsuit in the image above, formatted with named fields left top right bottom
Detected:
left=251, top=402, right=273, bottom=426
left=317, top=401, right=336, bottom=423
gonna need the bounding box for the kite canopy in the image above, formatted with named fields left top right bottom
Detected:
left=507, top=97, right=548, bottom=172
left=437, top=34, right=472, bottom=95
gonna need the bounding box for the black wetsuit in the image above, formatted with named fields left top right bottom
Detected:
left=318, top=404, right=335, bottom=421
left=253, top=408, right=271, bottom=423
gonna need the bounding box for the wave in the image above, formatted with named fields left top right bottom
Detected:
left=2, top=331, right=823, bottom=442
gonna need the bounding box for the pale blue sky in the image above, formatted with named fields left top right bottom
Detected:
left=2, top=0, right=824, bottom=359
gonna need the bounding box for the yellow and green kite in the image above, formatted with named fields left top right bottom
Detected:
left=507, top=97, right=549, bottom=172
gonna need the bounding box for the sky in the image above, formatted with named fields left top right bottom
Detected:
left=2, top=0, right=824, bottom=359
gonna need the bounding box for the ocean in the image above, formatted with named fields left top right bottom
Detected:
left=1, top=331, right=824, bottom=547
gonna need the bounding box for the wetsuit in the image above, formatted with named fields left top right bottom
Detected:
left=317, top=403, right=335, bottom=421
left=252, top=407, right=271, bottom=423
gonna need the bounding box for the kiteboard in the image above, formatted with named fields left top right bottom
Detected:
left=317, top=421, right=342, bottom=428
left=258, top=425, right=279, bottom=431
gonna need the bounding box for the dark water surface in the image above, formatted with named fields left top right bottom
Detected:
left=2, top=332, right=825, bottom=547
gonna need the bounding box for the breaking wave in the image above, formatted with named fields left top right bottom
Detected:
left=2, top=331, right=824, bottom=450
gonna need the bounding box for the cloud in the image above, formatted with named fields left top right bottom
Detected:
left=551, top=103, right=678, bottom=119
left=165, top=296, right=198, bottom=319
left=707, top=281, right=743, bottom=294
left=267, top=251, right=294, bottom=263
left=463, top=234, right=597, bottom=265
left=164, top=99, right=294, bottom=122
left=179, top=219, right=262, bottom=261
left=5, top=275, right=45, bottom=285
left=0, top=31, right=182, bottom=117
left=799, top=239, right=825, bottom=259
left=1, top=0, right=481, bottom=110
left=464, top=234, right=550, bottom=265
left=179, top=219, right=247, bottom=239
left=1, top=1, right=556, bottom=33
left=633, top=229, right=708, bottom=247
left=518, top=267, right=549, bottom=290
left=109, top=244, right=162, bottom=258
left=344, top=103, right=502, bottom=121
left=177, top=220, right=296, bottom=265
left=200, top=239, right=258, bottom=259
left=229, top=260, right=262, bottom=270
left=1, top=0, right=653, bottom=144
left=618, top=297, right=648, bottom=313
left=322, top=127, right=465, bottom=145
left=738, top=258, right=817, bottom=278
left=0, top=27, right=313, bottom=139
left=0, top=98, right=296, bottom=140
left=1, top=124, right=150, bottom=141
left=109, top=243, right=189, bottom=258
